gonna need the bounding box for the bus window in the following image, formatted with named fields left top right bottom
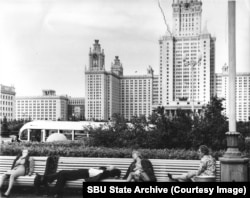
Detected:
left=74, top=130, right=85, bottom=141
left=30, top=129, right=42, bottom=142
left=61, top=130, right=72, bottom=140
left=20, top=129, right=28, bottom=141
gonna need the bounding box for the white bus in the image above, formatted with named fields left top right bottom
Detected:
left=18, top=120, right=109, bottom=142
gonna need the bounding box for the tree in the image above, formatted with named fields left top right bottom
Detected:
left=90, top=98, right=229, bottom=150
left=189, top=97, right=228, bottom=150
left=7, top=120, right=24, bottom=136
left=1, top=116, right=10, bottom=137
left=149, top=106, right=169, bottom=133
left=168, top=109, right=193, bottom=148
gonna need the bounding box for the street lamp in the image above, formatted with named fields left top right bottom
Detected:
left=183, top=54, right=202, bottom=117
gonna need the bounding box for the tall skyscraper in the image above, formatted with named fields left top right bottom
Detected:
left=85, top=40, right=121, bottom=121
left=85, top=41, right=154, bottom=121
left=158, top=0, right=216, bottom=111
left=85, top=0, right=216, bottom=121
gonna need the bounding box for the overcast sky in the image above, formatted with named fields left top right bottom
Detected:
left=0, top=0, right=249, bottom=97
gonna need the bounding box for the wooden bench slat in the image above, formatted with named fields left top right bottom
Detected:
left=0, top=156, right=48, bottom=187
left=1, top=155, right=221, bottom=188
left=53, top=157, right=221, bottom=188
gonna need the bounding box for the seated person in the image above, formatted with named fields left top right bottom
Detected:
left=168, top=145, right=216, bottom=182
left=38, top=165, right=121, bottom=197
left=123, top=150, right=156, bottom=182
left=0, top=149, right=34, bottom=197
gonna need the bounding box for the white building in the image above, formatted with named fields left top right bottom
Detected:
left=85, top=40, right=121, bottom=121
left=85, top=40, right=154, bottom=121
left=0, top=84, right=16, bottom=121
left=215, top=65, right=250, bottom=121
left=15, top=90, right=68, bottom=121
left=68, top=97, right=85, bottom=120
left=85, top=0, right=217, bottom=121
left=120, top=67, right=154, bottom=120
left=158, top=0, right=216, bottom=112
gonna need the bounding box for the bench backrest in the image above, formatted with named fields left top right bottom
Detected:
left=150, top=159, right=221, bottom=182
left=0, top=156, right=48, bottom=175
left=57, top=157, right=133, bottom=177
left=57, top=157, right=221, bottom=182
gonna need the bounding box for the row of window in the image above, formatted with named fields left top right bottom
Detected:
left=0, top=101, right=13, bottom=105
left=17, top=113, right=56, bottom=117
left=0, top=95, right=14, bottom=100
left=0, top=113, right=13, bottom=117
left=17, top=104, right=56, bottom=106
left=17, top=100, right=57, bottom=103
left=0, top=107, right=13, bottom=111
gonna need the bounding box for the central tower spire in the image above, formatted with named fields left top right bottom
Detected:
left=172, top=0, right=202, bottom=37
left=89, top=40, right=105, bottom=71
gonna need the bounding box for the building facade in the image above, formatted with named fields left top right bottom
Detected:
left=85, top=0, right=216, bottom=120
left=85, top=40, right=120, bottom=121
left=0, top=84, right=16, bottom=121
left=85, top=0, right=216, bottom=121
left=120, top=67, right=154, bottom=120
left=85, top=40, right=155, bottom=121
left=157, top=0, right=216, bottom=112
left=15, top=90, right=68, bottom=121
left=68, top=97, right=85, bottom=120
left=215, top=65, right=250, bottom=121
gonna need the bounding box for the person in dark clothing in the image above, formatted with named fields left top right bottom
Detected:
left=0, top=149, right=33, bottom=197
left=40, top=166, right=121, bottom=197
left=123, top=150, right=156, bottom=182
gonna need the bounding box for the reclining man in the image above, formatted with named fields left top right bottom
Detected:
left=36, top=165, right=121, bottom=197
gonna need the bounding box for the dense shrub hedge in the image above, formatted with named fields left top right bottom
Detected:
left=0, top=141, right=230, bottom=160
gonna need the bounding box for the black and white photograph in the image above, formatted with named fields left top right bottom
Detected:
left=0, top=0, right=250, bottom=197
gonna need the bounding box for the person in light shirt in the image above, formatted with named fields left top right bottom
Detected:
left=0, top=149, right=34, bottom=197
left=39, top=165, right=121, bottom=198
left=167, top=145, right=216, bottom=182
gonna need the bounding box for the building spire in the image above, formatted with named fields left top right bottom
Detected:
left=88, top=40, right=105, bottom=71
left=111, top=56, right=123, bottom=76
left=172, top=0, right=202, bottom=36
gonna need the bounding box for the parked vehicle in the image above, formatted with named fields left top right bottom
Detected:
left=18, top=120, right=108, bottom=142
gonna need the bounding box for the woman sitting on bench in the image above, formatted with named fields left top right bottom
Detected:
left=0, top=149, right=34, bottom=197
left=124, top=150, right=156, bottom=182
left=168, top=145, right=216, bottom=182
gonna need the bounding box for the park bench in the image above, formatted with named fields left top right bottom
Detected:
left=0, top=156, right=48, bottom=186
left=49, top=157, right=221, bottom=188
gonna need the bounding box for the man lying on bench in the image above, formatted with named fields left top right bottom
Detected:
left=37, top=165, right=121, bottom=198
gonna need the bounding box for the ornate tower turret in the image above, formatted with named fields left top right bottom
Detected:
left=172, top=0, right=202, bottom=37
left=111, top=56, right=123, bottom=76
left=89, top=40, right=105, bottom=71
